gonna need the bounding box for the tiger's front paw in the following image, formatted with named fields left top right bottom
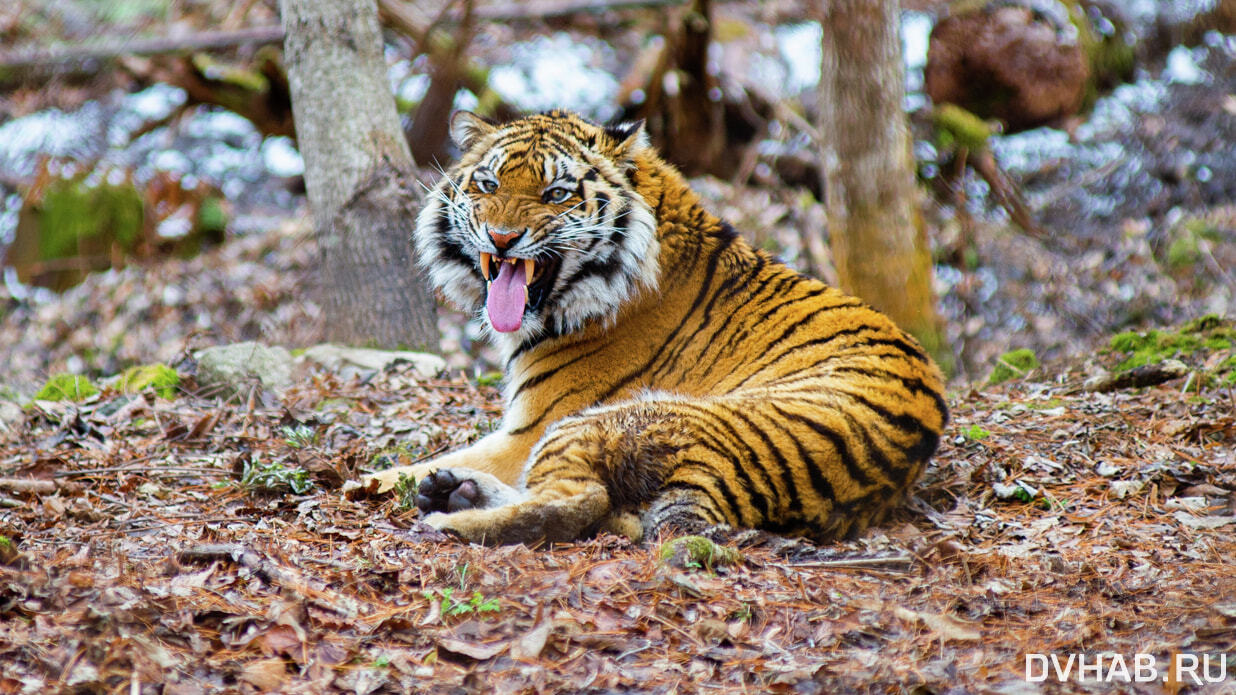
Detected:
left=356, top=463, right=438, bottom=495
left=420, top=508, right=509, bottom=545
left=415, top=468, right=525, bottom=515
left=416, top=469, right=484, bottom=513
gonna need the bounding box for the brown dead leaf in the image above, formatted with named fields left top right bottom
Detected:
left=239, top=658, right=288, bottom=691
left=436, top=637, right=509, bottom=661
left=259, top=624, right=304, bottom=662
left=509, top=621, right=553, bottom=660
left=892, top=606, right=981, bottom=642
left=694, top=618, right=730, bottom=646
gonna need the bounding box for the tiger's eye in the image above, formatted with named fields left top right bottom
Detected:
left=473, top=169, right=498, bottom=194
left=543, top=186, right=572, bottom=204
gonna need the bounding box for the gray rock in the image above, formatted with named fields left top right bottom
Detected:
left=0, top=399, right=23, bottom=433
left=195, top=342, right=294, bottom=397
left=299, top=344, right=446, bottom=380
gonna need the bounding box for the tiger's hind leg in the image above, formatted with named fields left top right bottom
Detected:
left=642, top=486, right=733, bottom=540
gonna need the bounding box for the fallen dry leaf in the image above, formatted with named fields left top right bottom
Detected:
left=240, top=657, right=288, bottom=691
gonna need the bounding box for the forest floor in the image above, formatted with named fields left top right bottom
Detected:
left=1, top=279, right=1234, bottom=693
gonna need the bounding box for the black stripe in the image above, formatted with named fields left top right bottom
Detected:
left=648, top=238, right=745, bottom=382
left=556, top=255, right=623, bottom=294
left=656, top=483, right=723, bottom=524
left=827, top=365, right=949, bottom=418
left=669, top=406, right=770, bottom=524
left=765, top=406, right=840, bottom=508
left=732, top=323, right=881, bottom=390
left=676, top=458, right=744, bottom=524
left=510, top=345, right=609, bottom=401
left=845, top=337, right=931, bottom=364
left=708, top=273, right=810, bottom=363
left=835, top=403, right=896, bottom=489
left=726, top=405, right=799, bottom=518
left=596, top=233, right=736, bottom=402
left=715, top=220, right=740, bottom=242
left=506, top=383, right=590, bottom=436
left=773, top=404, right=875, bottom=489
left=839, top=390, right=940, bottom=463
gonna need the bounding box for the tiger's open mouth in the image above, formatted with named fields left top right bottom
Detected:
left=478, top=252, right=561, bottom=332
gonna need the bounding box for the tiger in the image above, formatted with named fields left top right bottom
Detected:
left=362, top=109, right=948, bottom=546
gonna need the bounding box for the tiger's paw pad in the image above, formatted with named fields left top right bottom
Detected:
left=416, top=470, right=483, bottom=513
left=414, top=468, right=525, bottom=515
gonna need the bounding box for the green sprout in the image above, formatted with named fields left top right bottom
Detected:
left=281, top=424, right=319, bottom=449
left=239, top=458, right=313, bottom=494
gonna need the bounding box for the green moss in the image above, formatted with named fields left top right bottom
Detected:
left=191, top=53, right=269, bottom=92
left=118, top=364, right=180, bottom=398
left=196, top=196, right=228, bottom=235
left=988, top=349, right=1039, bottom=385
left=394, top=472, right=418, bottom=512
left=1182, top=314, right=1224, bottom=333
left=1107, top=317, right=1236, bottom=388
left=1166, top=233, right=1201, bottom=269
left=239, top=458, right=313, bottom=495
left=10, top=173, right=146, bottom=291
left=962, top=425, right=990, bottom=441
left=35, top=374, right=99, bottom=402
left=1183, top=218, right=1222, bottom=242
left=475, top=371, right=503, bottom=388
left=1108, top=325, right=1232, bottom=372
left=932, top=103, right=993, bottom=152
left=1069, top=1, right=1135, bottom=111
left=659, top=536, right=741, bottom=572
left=41, top=177, right=144, bottom=258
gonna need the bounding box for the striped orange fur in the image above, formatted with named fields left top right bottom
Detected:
left=365, top=110, right=948, bottom=545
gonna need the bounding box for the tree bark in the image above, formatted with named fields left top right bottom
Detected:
left=816, top=0, right=950, bottom=370
left=280, top=0, right=437, bottom=350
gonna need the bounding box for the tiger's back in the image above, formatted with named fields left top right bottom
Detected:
left=368, top=110, right=947, bottom=544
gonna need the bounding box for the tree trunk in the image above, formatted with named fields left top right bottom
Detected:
left=280, top=0, right=437, bottom=350
left=816, top=0, right=950, bottom=371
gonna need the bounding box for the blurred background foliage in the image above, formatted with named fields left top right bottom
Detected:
left=0, top=0, right=1234, bottom=385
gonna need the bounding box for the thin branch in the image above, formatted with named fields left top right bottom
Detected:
left=0, top=478, right=59, bottom=495
left=1, top=0, right=683, bottom=78
left=0, top=26, right=285, bottom=75
left=179, top=543, right=366, bottom=617
left=471, top=0, right=684, bottom=21
left=770, top=553, right=916, bottom=572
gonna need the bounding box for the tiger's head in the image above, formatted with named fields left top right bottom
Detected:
left=414, top=110, right=660, bottom=349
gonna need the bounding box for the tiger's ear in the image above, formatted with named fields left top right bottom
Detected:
left=450, top=111, right=496, bottom=150
left=604, top=119, right=649, bottom=156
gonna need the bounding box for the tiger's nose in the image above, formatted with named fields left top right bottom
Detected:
left=488, top=228, right=522, bottom=251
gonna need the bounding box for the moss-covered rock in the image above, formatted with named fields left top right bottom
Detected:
left=34, top=374, right=99, bottom=402
left=1107, top=316, right=1235, bottom=380
left=118, top=364, right=181, bottom=399
left=988, top=349, right=1039, bottom=385
left=6, top=175, right=144, bottom=292
left=659, top=535, right=742, bottom=572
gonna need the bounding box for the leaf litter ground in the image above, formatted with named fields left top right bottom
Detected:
left=1, top=336, right=1234, bottom=693
left=0, top=222, right=1233, bottom=694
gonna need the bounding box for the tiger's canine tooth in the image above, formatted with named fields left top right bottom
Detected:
left=480, top=252, right=493, bottom=280
left=523, top=258, right=535, bottom=284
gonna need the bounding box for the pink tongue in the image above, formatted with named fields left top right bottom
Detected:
left=486, top=261, right=528, bottom=333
